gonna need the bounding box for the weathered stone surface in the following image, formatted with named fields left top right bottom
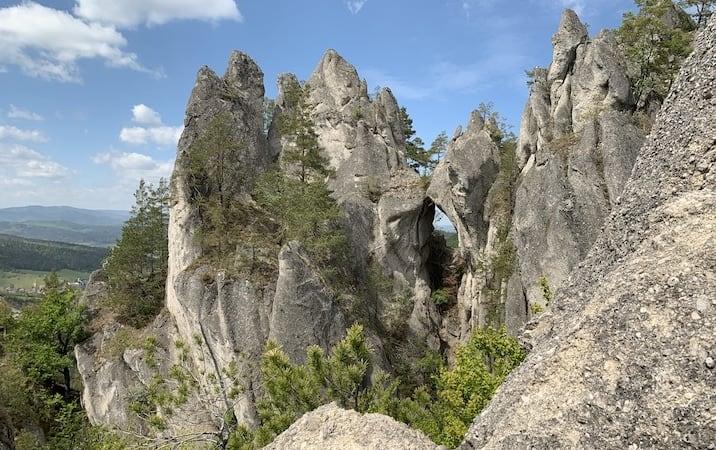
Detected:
left=275, top=49, right=439, bottom=348
left=268, top=242, right=347, bottom=364
left=461, top=16, right=716, bottom=448
left=428, top=111, right=500, bottom=345
left=266, top=403, right=440, bottom=450
left=75, top=311, right=188, bottom=432
left=507, top=10, right=643, bottom=330
left=547, top=9, right=588, bottom=84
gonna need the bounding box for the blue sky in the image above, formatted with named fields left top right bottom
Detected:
left=0, top=0, right=636, bottom=210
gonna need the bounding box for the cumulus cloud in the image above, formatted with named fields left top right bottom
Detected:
left=345, top=0, right=367, bottom=14
left=74, top=0, right=242, bottom=27
left=0, top=2, right=154, bottom=82
left=120, top=104, right=183, bottom=147
left=0, top=143, right=69, bottom=178
left=131, top=104, right=163, bottom=126
left=0, top=125, right=48, bottom=143
left=92, top=151, right=173, bottom=178
left=8, top=105, right=44, bottom=121
left=120, top=125, right=183, bottom=147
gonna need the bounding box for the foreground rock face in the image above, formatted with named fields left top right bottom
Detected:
left=266, top=403, right=439, bottom=450
left=461, top=15, right=716, bottom=449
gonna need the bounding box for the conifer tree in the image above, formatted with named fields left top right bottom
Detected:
left=105, top=179, right=169, bottom=327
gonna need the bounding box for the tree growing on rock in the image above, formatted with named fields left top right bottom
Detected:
left=254, top=83, right=346, bottom=268
left=617, top=0, right=694, bottom=108
left=399, top=107, right=447, bottom=177
left=105, top=179, right=169, bottom=328
left=678, top=0, right=715, bottom=27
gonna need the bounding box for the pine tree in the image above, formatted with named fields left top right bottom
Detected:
left=105, top=179, right=169, bottom=327
left=398, top=107, right=447, bottom=177
left=679, top=0, right=715, bottom=27
left=254, top=83, right=345, bottom=267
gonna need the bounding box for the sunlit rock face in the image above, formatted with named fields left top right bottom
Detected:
left=461, top=15, right=716, bottom=448
left=507, top=10, right=643, bottom=329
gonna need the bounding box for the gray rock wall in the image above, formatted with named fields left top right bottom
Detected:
left=461, top=15, right=716, bottom=448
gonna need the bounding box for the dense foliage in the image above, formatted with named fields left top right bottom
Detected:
left=0, top=275, right=124, bottom=449
left=104, top=180, right=169, bottom=328
left=229, top=324, right=525, bottom=449
left=0, top=234, right=106, bottom=273
left=617, top=0, right=694, bottom=108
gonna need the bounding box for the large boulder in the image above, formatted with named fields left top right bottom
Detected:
left=265, top=403, right=440, bottom=450
left=460, top=15, right=716, bottom=448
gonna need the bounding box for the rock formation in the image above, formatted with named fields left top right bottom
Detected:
left=461, top=14, right=716, bottom=448
left=74, top=6, right=714, bottom=448
left=265, top=403, right=440, bottom=450
left=77, top=48, right=440, bottom=436
left=508, top=10, right=645, bottom=329
left=428, top=10, right=646, bottom=337
left=427, top=112, right=500, bottom=346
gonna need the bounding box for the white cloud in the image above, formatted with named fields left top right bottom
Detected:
left=74, top=0, right=242, bottom=28
left=131, top=104, right=163, bottom=126
left=0, top=143, right=69, bottom=178
left=8, top=105, right=44, bottom=121
left=92, top=151, right=173, bottom=178
left=0, top=125, right=48, bottom=143
left=0, top=2, right=155, bottom=82
left=120, top=125, right=183, bottom=147
left=120, top=104, right=183, bottom=147
left=345, top=0, right=367, bottom=14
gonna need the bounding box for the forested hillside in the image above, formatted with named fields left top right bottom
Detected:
left=0, top=234, right=107, bottom=272
left=0, top=221, right=121, bottom=247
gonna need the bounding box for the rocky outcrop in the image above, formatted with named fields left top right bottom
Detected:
left=78, top=48, right=441, bottom=435
left=276, top=50, right=439, bottom=349
left=506, top=10, right=643, bottom=329
left=428, top=112, right=500, bottom=346
left=426, top=10, right=643, bottom=336
left=461, top=15, right=716, bottom=448
left=266, top=403, right=440, bottom=450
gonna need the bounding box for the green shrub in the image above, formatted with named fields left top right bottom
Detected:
left=430, top=288, right=453, bottom=306
left=538, top=276, right=553, bottom=306
left=397, top=326, right=526, bottom=447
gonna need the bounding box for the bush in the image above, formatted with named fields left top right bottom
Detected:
left=231, top=325, right=525, bottom=449
left=397, top=326, right=526, bottom=447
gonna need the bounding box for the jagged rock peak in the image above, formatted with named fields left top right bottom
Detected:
left=466, top=109, right=486, bottom=132
left=461, top=15, right=716, bottom=448
left=308, top=49, right=364, bottom=107
left=223, top=50, right=265, bottom=100
left=548, top=9, right=588, bottom=83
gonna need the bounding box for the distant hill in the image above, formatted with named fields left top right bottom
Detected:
left=0, top=234, right=107, bottom=272
left=0, top=206, right=128, bottom=246
left=0, top=206, right=129, bottom=226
